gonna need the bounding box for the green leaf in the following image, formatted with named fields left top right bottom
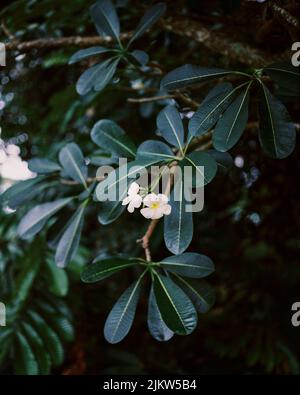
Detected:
left=161, top=252, right=214, bottom=278
left=129, top=50, right=149, bottom=66
left=161, top=64, right=245, bottom=91
left=164, top=178, right=193, bottom=255
left=173, top=275, right=216, bottom=313
left=264, top=62, right=300, bottom=97
left=14, top=331, right=38, bottom=375
left=0, top=176, right=46, bottom=209
left=45, top=258, right=69, bottom=297
left=147, top=285, right=174, bottom=342
left=180, top=151, right=217, bottom=187
left=28, top=158, right=61, bottom=174
left=55, top=203, right=86, bottom=268
left=81, top=257, right=137, bottom=283
left=156, top=105, right=185, bottom=151
left=17, top=198, right=73, bottom=240
left=91, top=119, right=136, bottom=158
left=27, top=310, right=64, bottom=366
left=76, top=58, right=119, bottom=95
left=104, top=275, right=144, bottom=343
left=188, top=82, right=234, bottom=139
left=207, top=149, right=233, bottom=173
left=90, top=0, right=120, bottom=43
left=136, top=140, right=177, bottom=162
left=59, top=143, right=88, bottom=188
left=258, top=84, right=296, bottom=159
left=128, top=3, right=166, bottom=45
left=69, top=46, right=111, bottom=64
left=21, top=322, right=51, bottom=375
left=213, top=82, right=252, bottom=151
left=97, top=188, right=126, bottom=225
left=153, top=273, right=197, bottom=335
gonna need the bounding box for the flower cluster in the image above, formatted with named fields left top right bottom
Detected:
left=122, top=182, right=171, bottom=220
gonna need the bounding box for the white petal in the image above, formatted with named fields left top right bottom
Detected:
left=127, top=201, right=136, bottom=213
left=143, top=193, right=159, bottom=207
left=132, top=195, right=142, bottom=208
left=128, top=182, right=140, bottom=196
left=151, top=207, right=164, bottom=219
left=122, top=196, right=131, bottom=206
left=6, top=144, right=20, bottom=157
left=157, top=193, right=169, bottom=204
left=162, top=204, right=172, bottom=215
left=140, top=207, right=154, bottom=219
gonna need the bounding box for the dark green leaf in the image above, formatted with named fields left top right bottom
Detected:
left=264, top=62, right=300, bottom=97
left=76, top=58, right=119, bottom=95
left=69, top=46, right=111, bottom=64
left=129, top=50, right=149, bottom=66
left=164, top=178, right=193, bottom=255
left=55, top=203, right=86, bottom=268
left=136, top=140, right=176, bottom=162
left=147, top=285, right=174, bottom=342
left=59, top=143, right=88, bottom=187
left=173, top=275, right=216, bottom=313
left=28, top=158, right=61, bottom=174
left=45, top=257, right=69, bottom=297
left=81, top=257, right=137, bottom=283
left=91, top=119, right=136, bottom=158
left=258, top=84, right=296, bottom=158
left=161, top=64, right=243, bottom=91
left=90, top=0, right=120, bottom=43
left=188, top=83, right=234, bottom=139
left=207, top=149, right=233, bottom=173
left=213, top=82, right=252, bottom=151
left=180, top=151, right=217, bottom=187
left=128, top=3, right=166, bottom=45
left=104, top=275, right=144, bottom=343
left=14, top=331, right=38, bottom=375
left=21, top=322, right=51, bottom=375
left=161, top=252, right=214, bottom=278
left=156, top=105, right=184, bottom=150
left=153, top=273, right=197, bottom=335
left=17, top=198, right=73, bottom=239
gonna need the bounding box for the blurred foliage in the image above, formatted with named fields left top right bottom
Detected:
left=0, top=0, right=300, bottom=374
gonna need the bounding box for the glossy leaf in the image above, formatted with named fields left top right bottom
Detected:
left=153, top=273, right=197, bottom=335
left=55, top=203, right=86, bottom=268
left=128, top=3, right=166, bottom=45
left=161, top=252, right=215, bottom=278
left=156, top=105, right=184, bottom=150
left=90, top=0, right=120, bottom=43
left=180, top=151, right=217, bottom=187
left=28, top=158, right=61, bottom=174
left=161, top=64, right=239, bottom=91
left=129, top=50, right=149, bottom=66
left=17, top=198, right=73, bottom=240
left=45, top=258, right=69, bottom=297
left=147, top=286, right=174, bottom=342
left=104, top=276, right=144, bottom=343
left=188, top=83, right=234, bottom=139
left=213, top=82, right=252, bottom=151
left=91, top=119, right=136, bottom=158
left=59, top=143, right=88, bottom=187
left=14, top=331, right=38, bottom=375
left=264, top=61, right=300, bottom=97
left=258, top=84, right=296, bottom=159
left=81, top=257, right=137, bottom=283
left=173, top=275, right=216, bottom=314
left=164, top=178, right=193, bottom=255
left=69, top=46, right=111, bottom=64
left=136, top=140, right=177, bottom=162
left=207, top=150, right=233, bottom=173
left=76, top=58, right=119, bottom=95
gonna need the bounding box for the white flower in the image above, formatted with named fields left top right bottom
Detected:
left=122, top=182, right=143, bottom=213
left=0, top=156, right=35, bottom=181
left=6, top=144, right=21, bottom=156
left=141, top=193, right=171, bottom=220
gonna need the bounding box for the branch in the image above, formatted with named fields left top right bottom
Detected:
left=4, top=16, right=287, bottom=67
